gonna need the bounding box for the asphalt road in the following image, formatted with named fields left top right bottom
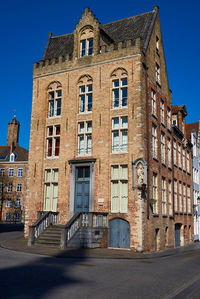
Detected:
left=0, top=227, right=200, bottom=298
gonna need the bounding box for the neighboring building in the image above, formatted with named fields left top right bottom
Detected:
left=0, top=116, right=28, bottom=223
left=25, top=6, right=193, bottom=251
left=186, top=121, right=200, bottom=241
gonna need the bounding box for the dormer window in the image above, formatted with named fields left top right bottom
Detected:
left=10, top=153, right=15, bottom=162
left=80, top=38, right=93, bottom=57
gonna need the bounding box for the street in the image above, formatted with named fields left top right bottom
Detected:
left=0, top=228, right=200, bottom=298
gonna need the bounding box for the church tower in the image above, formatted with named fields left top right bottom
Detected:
left=7, top=116, right=20, bottom=147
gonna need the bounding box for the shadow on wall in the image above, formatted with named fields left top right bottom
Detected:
left=0, top=247, right=87, bottom=299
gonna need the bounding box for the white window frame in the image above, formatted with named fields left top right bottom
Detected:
left=187, top=151, right=190, bottom=173
left=80, top=38, right=93, bottom=57
left=15, top=198, right=21, bottom=208
left=14, top=213, right=20, bottom=222
left=182, top=149, right=185, bottom=170
left=168, top=180, right=172, bottom=216
left=17, top=168, right=23, bottom=177
left=112, top=78, right=128, bottom=109
left=160, top=99, right=164, bottom=124
left=78, top=121, right=92, bottom=156
left=174, top=179, right=178, bottom=212
left=151, top=90, right=156, bottom=116
left=16, top=183, right=22, bottom=193
left=46, top=125, right=60, bottom=158
left=152, top=124, right=157, bottom=159
left=6, top=199, right=12, bottom=208
left=153, top=173, right=158, bottom=214
left=173, top=140, right=177, bottom=165
left=187, top=186, right=191, bottom=213
left=79, top=84, right=93, bottom=113
left=167, top=138, right=171, bottom=167
left=5, top=213, right=11, bottom=222
left=179, top=182, right=182, bottom=212
left=162, top=177, right=166, bottom=215
left=155, top=63, right=160, bottom=84
left=178, top=144, right=181, bottom=168
left=111, top=165, right=128, bottom=213
left=7, top=182, right=13, bottom=192
left=9, top=168, right=14, bottom=177
left=167, top=108, right=171, bottom=130
left=183, top=184, right=186, bottom=213
left=161, top=132, right=165, bottom=164
left=0, top=168, right=5, bottom=176
left=48, top=89, right=62, bottom=118
left=112, top=116, right=128, bottom=153
left=44, top=169, right=59, bottom=212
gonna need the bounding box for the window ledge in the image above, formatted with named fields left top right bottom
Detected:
left=162, top=162, right=166, bottom=167
left=167, top=128, right=171, bottom=133
left=174, top=164, right=178, bottom=168
left=153, top=157, right=159, bottom=162
left=179, top=212, right=183, bottom=215
left=168, top=166, right=172, bottom=171
left=187, top=172, right=191, bottom=176
left=162, top=215, right=168, bottom=218
left=78, top=111, right=92, bottom=115
left=47, top=116, right=61, bottom=120
left=169, top=215, right=174, bottom=219
left=183, top=169, right=186, bottom=173
left=152, top=114, right=158, bottom=120
left=156, top=81, right=161, bottom=88
left=179, top=167, right=182, bottom=171
left=45, top=156, right=59, bottom=160
left=111, top=107, right=128, bottom=111
left=153, top=213, right=159, bottom=218
left=188, top=213, right=192, bottom=216
left=161, top=122, right=166, bottom=128
left=111, top=152, right=128, bottom=155
left=175, top=211, right=179, bottom=215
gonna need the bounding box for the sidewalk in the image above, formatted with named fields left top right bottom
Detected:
left=1, top=231, right=200, bottom=260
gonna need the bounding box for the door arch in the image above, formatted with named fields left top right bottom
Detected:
left=109, top=218, right=130, bottom=249
left=175, top=223, right=181, bottom=247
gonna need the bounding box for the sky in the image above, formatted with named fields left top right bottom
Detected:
left=0, top=0, right=199, bottom=150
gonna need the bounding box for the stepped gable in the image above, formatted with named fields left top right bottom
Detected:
left=42, top=9, right=156, bottom=60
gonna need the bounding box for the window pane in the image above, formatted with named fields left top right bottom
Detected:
left=121, top=131, right=128, bottom=151
left=79, top=122, right=84, bottom=133
left=121, top=181, right=128, bottom=213
left=112, top=165, right=119, bottom=180
left=80, top=95, right=85, bottom=112
left=113, top=118, right=119, bottom=129
left=48, top=127, right=53, bottom=136
left=49, top=91, right=54, bottom=99
left=113, top=80, right=119, bottom=88
left=113, top=90, right=119, bottom=107
left=88, top=39, right=93, bottom=55
left=122, top=78, right=127, bottom=86
left=87, top=94, right=92, bottom=111
left=47, top=139, right=52, bottom=156
left=56, top=126, right=60, bottom=135
left=111, top=182, right=119, bottom=212
left=44, top=184, right=51, bottom=210
left=45, top=170, right=51, bottom=182
left=87, top=122, right=92, bottom=133
left=81, top=40, right=86, bottom=57
left=88, top=84, right=92, bottom=92
left=49, top=101, right=54, bottom=117
left=57, top=90, right=62, bottom=97
left=80, top=86, right=85, bottom=93
left=121, top=116, right=128, bottom=128
left=87, top=135, right=92, bottom=154
left=79, top=135, right=84, bottom=154
left=122, top=88, right=127, bottom=106
left=56, top=99, right=61, bottom=116
left=55, top=138, right=60, bottom=156
left=113, top=132, right=119, bottom=152
left=121, top=165, right=128, bottom=179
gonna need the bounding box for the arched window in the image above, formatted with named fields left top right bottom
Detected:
left=79, top=26, right=94, bottom=57
left=47, top=81, right=62, bottom=118
left=111, top=68, right=128, bottom=109
left=78, top=75, right=93, bottom=113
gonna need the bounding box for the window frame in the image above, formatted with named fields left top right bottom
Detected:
left=79, top=84, right=93, bottom=113
left=78, top=121, right=92, bottom=156
left=17, top=168, right=23, bottom=177
left=80, top=38, right=93, bottom=57
left=112, top=78, right=128, bottom=109
left=152, top=173, right=158, bottom=214
left=8, top=168, right=14, bottom=177
left=112, top=116, right=128, bottom=153
left=48, top=89, right=62, bottom=118
left=46, top=125, right=60, bottom=158
left=152, top=124, right=157, bottom=159
left=111, top=165, right=128, bottom=213
left=16, top=183, right=22, bottom=193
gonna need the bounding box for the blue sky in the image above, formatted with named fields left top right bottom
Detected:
left=0, top=0, right=199, bottom=149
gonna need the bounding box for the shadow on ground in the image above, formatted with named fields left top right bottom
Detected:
left=0, top=246, right=87, bottom=299
left=0, top=223, right=24, bottom=232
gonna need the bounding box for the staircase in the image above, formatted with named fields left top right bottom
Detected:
left=34, top=225, right=62, bottom=248
left=28, top=211, right=108, bottom=249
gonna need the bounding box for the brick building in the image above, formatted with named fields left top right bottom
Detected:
left=0, top=117, right=28, bottom=223
left=186, top=121, right=200, bottom=241
left=25, top=6, right=193, bottom=251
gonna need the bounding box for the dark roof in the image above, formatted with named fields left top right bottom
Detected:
left=0, top=145, right=28, bottom=162
left=185, top=122, right=199, bottom=141
left=8, top=116, right=20, bottom=125
left=42, top=9, right=157, bottom=60
left=171, top=105, right=187, bottom=116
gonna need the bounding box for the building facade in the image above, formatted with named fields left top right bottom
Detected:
left=25, top=7, right=193, bottom=251
left=0, top=117, right=28, bottom=223
left=186, top=121, right=200, bottom=241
